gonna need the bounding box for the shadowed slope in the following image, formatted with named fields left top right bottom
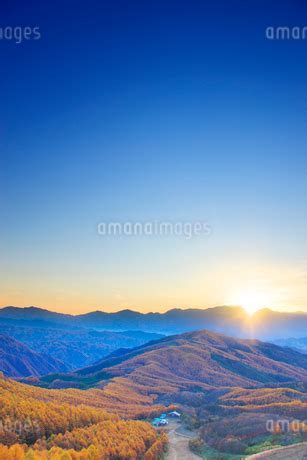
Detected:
left=0, top=335, right=68, bottom=377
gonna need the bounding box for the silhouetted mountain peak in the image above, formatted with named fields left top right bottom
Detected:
left=1, top=305, right=306, bottom=339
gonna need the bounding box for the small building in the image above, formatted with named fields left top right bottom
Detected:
left=159, top=419, right=168, bottom=426
left=168, top=411, right=181, bottom=418
left=152, top=418, right=161, bottom=427
left=152, top=417, right=169, bottom=427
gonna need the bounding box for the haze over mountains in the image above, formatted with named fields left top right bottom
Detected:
left=1, top=305, right=307, bottom=340
left=0, top=324, right=163, bottom=371
left=274, top=337, right=307, bottom=354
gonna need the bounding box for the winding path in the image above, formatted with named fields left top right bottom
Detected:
left=165, top=422, right=200, bottom=460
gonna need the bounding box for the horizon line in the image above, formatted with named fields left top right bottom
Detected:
left=0, top=304, right=306, bottom=316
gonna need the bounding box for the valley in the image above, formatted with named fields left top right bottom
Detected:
left=0, top=307, right=306, bottom=459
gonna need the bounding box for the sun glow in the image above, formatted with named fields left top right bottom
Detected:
left=230, top=290, right=275, bottom=316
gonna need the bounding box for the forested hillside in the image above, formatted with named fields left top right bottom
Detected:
left=0, top=373, right=167, bottom=459
left=34, top=329, right=307, bottom=396
left=1, top=330, right=307, bottom=459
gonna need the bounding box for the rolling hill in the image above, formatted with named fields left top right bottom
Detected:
left=0, top=334, right=68, bottom=377
left=3, top=329, right=307, bottom=459
left=21, top=328, right=307, bottom=459
left=34, top=330, right=307, bottom=399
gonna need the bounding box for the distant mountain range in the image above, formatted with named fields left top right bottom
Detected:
left=0, top=335, right=68, bottom=377
left=274, top=337, right=307, bottom=354
left=1, top=305, right=307, bottom=339
left=0, top=323, right=163, bottom=376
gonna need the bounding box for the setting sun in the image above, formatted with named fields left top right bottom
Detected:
left=230, top=290, right=275, bottom=316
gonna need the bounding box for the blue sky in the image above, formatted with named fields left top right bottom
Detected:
left=1, top=0, right=307, bottom=313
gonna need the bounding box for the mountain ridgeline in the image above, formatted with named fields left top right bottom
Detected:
left=1, top=305, right=307, bottom=339
left=33, top=329, right=307, bottom=394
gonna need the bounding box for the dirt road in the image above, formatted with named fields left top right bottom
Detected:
left=165, top=421, right=200, bottom=460
left=247, top=442, right=307, bottom=460
left=164, top=420, right=307, bottom=460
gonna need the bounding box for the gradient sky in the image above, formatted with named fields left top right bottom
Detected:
left=1, top=0, right=307, bottom=314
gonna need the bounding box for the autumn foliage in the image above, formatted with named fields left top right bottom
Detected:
left=0, top=374, right=167, bottom=459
